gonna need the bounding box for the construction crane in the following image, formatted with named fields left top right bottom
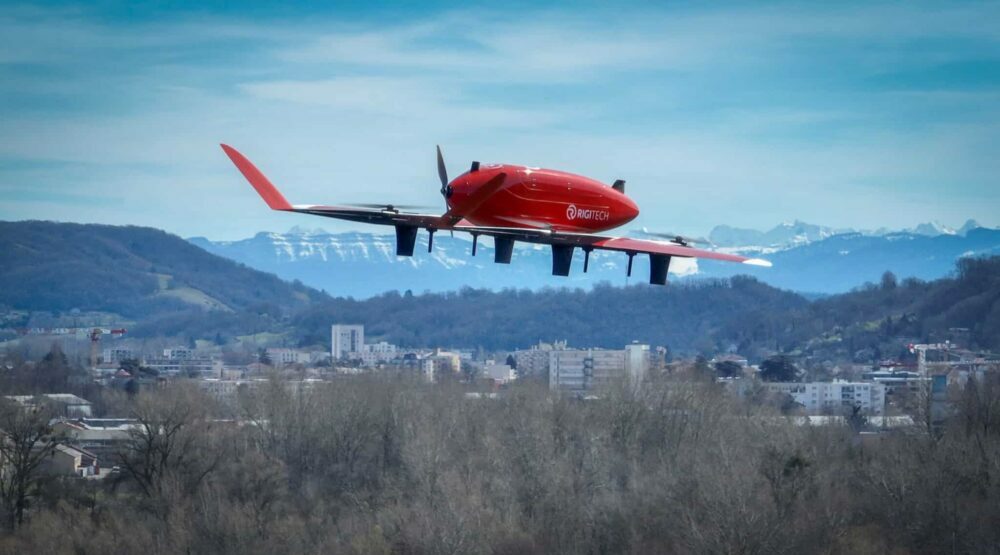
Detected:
left=908, top=342, right=1000, bottom=376
left=88, top=328, right=128, bottom=368
left=14, top=327, right=127, bottom=368
left=905, top=342, right=1000, bottom=430
left=908, top=342, right=953, bottom=376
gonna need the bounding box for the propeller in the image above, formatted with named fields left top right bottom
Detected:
left=640, top=227, right=714, bottom=247
left=344, top=203, right=435, bottom=212
left=437, top=145, right=450, bottom=198
left=438, top=145, right=455, bottom=238
left=344, top=146, right=454, bottom=215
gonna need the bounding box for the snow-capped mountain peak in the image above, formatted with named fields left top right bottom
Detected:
left=188, top=219, right=999, bottom=297
left=708, top=220, right=850, bottom=249
left=958, top=219, right=982, bottom=235
left=911, top=221, right=957, bottom=237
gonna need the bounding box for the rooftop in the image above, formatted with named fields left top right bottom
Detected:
left=6, top=393, right=92, bottom=406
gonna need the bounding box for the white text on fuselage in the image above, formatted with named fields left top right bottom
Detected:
left=566, top=204, right=610, bottom=222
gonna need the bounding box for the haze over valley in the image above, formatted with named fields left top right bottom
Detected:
left=189, top=219, right=1000, bottom=297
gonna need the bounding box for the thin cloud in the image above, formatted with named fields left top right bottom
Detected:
left=1, top=2, right=998, bottom=241
left=239, top=76, right=566, bottom=130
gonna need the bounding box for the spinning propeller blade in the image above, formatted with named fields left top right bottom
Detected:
left=640, top=227, right=714, bottom=247
left=343, top=203, right=435, bottom=211
left=436, top=145, right=449, bottom=195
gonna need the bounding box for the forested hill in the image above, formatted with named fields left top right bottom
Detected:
left=0, top=221, right=327, bottom=318
left=291, top=256, right=1000, bottom=359
left=291, top=276, right=811, bottom=352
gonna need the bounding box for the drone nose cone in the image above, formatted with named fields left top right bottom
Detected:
left=619, top=196, right=639, bottom=224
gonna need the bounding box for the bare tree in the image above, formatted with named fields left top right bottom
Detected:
left=116, top=384, right=223, bottom=504
left=0, top=398, right=61, bottom=529
left=3, top=370, right=1000, bottom=554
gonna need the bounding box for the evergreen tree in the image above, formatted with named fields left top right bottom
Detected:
left=34, top=343, right=74, bottom=392
left=258, top=348, right=272, bottom=366
left=714, top=360, right=743, bottom=378
left=759, top=355, right=798, bottom=382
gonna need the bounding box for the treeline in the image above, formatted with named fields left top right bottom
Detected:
left=121, top=256, right=1000, bottom=362
left=0, top=345, right=109, bottom=405
left=792, top=255, right=1000, bottom=357
left=2, top=373, right=999, bottom=554
left=287, top=256, right=1000, bottom=358
left=291, top=275, right=810, bottom=354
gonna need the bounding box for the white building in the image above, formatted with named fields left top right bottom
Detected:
left=266, top=348, right=309, bottom=366
left=512, top=340, right=568, bottom=377
left=331, top=325, right=364, bottom=360
left=764, top=381, right=887, bottom=415
left=366, top=341, right=397, bottom=355
left=861, top=369, right=924, bottom=395
left=421, top=358, right=436, bottom=382
left=420, top=350, right=462, bottom=382
left=44, top=444, right=99, bottom=477
left=102, top=347, right=136, bottom=365
left=428, top=350, right=461, bottom=374
left=163, top=347, right=198, bottom=360
left=357, top=351, right=379, bottom=368
left=549, top=348, right=628, bottom=392
left=625, top=343, right=651, bottom=385
left=358, top=341, right=399, bottom=367
left=6, top=394, right=93, bottom=417
left=482, top=363, right=516, bottom=384
left=143, top=356, right=219, bottom=377
left=52, top=418, right=137, bottom=457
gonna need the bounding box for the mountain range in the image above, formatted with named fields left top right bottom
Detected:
left=2, top=221, right=998, bottom=357
left=707, top=218, right=983, bottom=248
left=189, top=220, right=999, bottom=297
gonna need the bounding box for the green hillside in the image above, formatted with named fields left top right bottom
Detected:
left=289, top=256, right=1000, bottom=359
left=0, top=221, right=326, bottom=319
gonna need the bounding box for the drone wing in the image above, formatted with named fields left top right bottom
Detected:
left=222, top=143, right=770, bottom=282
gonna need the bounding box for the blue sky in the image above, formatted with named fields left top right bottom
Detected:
left=1, top=1, right=998, bottom=240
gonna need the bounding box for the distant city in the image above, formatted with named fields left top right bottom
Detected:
left=10, top=317, right=996, bottom=426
